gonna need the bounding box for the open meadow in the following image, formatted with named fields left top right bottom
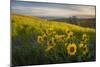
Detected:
left=11, top=14, right=96, bottom=66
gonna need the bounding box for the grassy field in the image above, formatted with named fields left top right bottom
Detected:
left=11, top=14, right=96, bottom=66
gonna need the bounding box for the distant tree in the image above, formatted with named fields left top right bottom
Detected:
left=69, top=16, right=80, bottom=25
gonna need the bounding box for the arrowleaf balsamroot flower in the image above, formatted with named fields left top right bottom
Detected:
left=67, top=43, right=77, bottom=56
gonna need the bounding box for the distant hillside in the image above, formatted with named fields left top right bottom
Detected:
left=11, top=14, right=96, bottom=28
left=49, top=17, right=96, bottom=28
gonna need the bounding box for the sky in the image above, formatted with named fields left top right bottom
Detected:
left=11, top=1, right=96, bottom=18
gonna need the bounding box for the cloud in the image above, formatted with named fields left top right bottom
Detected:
left=11, top=1, right=95, bottom=18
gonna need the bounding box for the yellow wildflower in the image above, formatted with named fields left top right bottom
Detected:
left=82, top=45, right=88, bottom=55
left=67, top=43, right=77, bottom=56
left=45, top=39, right=56, bottom=52
left=43, top=33, right=47, bottom=40
left=82, top=34, right=87, bottom=40
left=67, top=31, right=73, bottom=39
left=55, top=35, right=65, bottom=42
left=37, top=36, right=44, bottom=44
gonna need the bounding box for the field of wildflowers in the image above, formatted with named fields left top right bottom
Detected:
left=11, top=14, right=96, bottom=66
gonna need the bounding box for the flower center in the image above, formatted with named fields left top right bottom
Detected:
left=83, top=47, right=86, bottom=51
left=70, top=46, right=75, bottom=52
left=61, top=36, right=64, bottom=40
left=49, top=41, right=52, bottom=44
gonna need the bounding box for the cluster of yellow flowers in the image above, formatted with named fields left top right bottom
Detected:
left=80, top=34, right=89, bottom=55
left=38, top=29, right=70, bottom=52
left=37, top=28, right=89, bottom=57
left=55, top=34, right=65, bottom=42
left=66, top=30, right=73, bottom=40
